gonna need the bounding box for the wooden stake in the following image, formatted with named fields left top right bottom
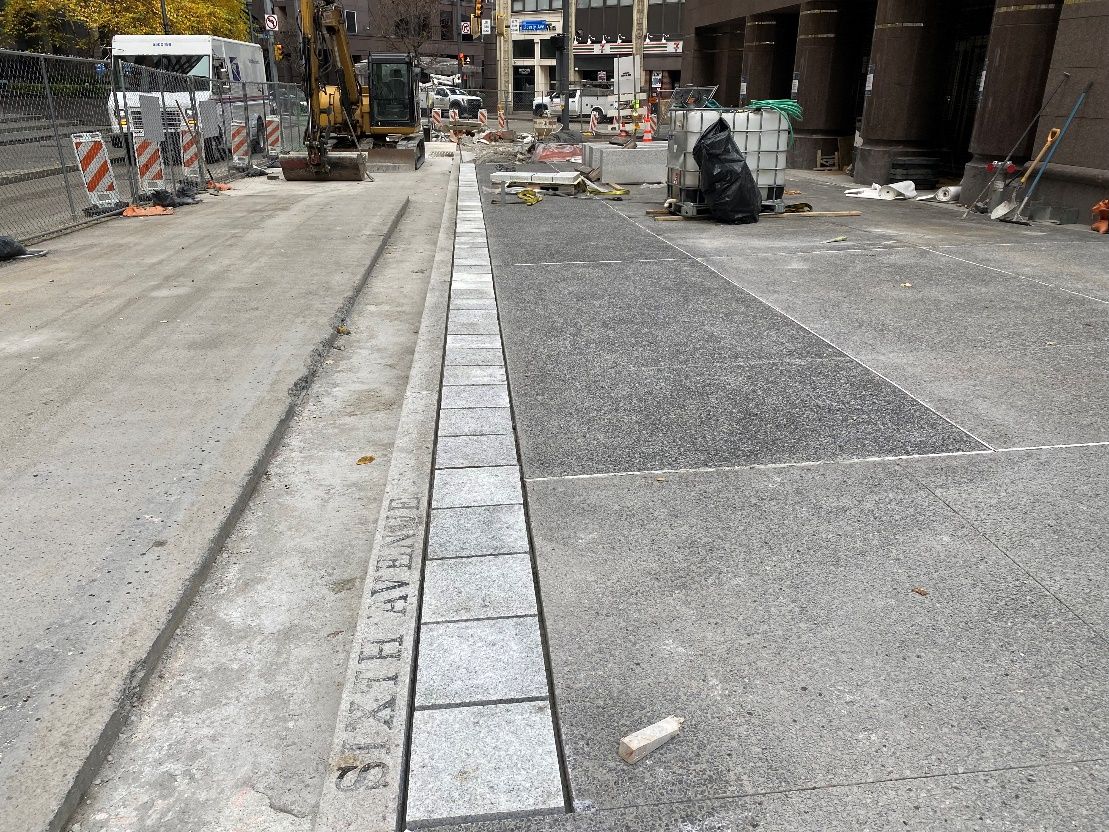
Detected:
left=619, top=715, right=685, bottom=763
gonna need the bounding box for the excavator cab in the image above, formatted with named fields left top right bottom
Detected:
left=365, top=55, right=420, bottom=129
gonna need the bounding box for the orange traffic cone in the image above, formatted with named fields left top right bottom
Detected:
left=642, top=116, right=654, bottom=143
left=1093, top=199, right=1109, bottom=234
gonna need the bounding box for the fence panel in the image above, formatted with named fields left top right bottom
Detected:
left=0, top=49, right=136, bottom=243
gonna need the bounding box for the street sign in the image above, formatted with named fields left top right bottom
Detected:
left=481, top=19, right=492, bottom=35
left=264, top=14, right=279, bottom=31
left=509, top=19, right=520, bottom=33
left=597, top=71, right=607, bottom=82
left=460, top=20, right=471, bottom=35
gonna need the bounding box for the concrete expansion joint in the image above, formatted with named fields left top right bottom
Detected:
left=402, top=163, right=568, bottom=827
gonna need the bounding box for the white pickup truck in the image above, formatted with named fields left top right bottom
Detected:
left=532, top=87, right=625, bottom=120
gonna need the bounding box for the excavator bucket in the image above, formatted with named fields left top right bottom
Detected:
left=362, top=135, right=426, bottom=170
left=278, top=151, right=367, bottom=182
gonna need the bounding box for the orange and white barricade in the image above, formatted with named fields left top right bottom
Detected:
left=264, top=116, right=281, bottom=155
left=478, top=109, right=488, bottom=128
left=497, top=108, right=506, bottom=130
left=449, top=108, right=459, bottom=125
left=179, top=125, right=201, bottom=182
left=134, top=137, right=165, bottom=193
left=229, top=122, right=249, bottom=164
left=432, top=108, right=443, bottom=131
left=611, top=113, right=620, bottom=133
left=588, top=109, right=598, bottom=134
left=70, top=132, right=122, bottom=210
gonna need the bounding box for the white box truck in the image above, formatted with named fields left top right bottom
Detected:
left=107, top=34, right=268, bottom=159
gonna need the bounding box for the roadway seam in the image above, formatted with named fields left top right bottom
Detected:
left=897, top=461, right=1109, bottom=647
left=522, top=440, right=1109, bottom=483
left=582, top=756, right=1109, bottom=816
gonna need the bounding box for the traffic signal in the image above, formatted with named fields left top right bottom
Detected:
left=458, top=52, right=465, bottom=64
left=474, top=0, right=482, bottom=17
left=274, top=43, right=284, bottom=61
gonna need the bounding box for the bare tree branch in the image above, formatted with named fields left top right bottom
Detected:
left=367, top=0, right=442, bottom=58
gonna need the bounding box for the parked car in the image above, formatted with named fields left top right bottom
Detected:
left=430, top=86, right=482, bottom=118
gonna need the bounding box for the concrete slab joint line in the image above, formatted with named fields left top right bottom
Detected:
left=405, top=162, right=568, bottom=827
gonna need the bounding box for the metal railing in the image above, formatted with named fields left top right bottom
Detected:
left=0, top=48, right=307, bottom=243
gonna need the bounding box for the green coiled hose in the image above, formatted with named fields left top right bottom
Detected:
left=748, top=99, right=804, bottom=146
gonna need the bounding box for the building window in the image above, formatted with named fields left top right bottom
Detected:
left=513, top=39, right=536, bottom=59
left=577, top=0, right=588, bottom=7
left=441, top=11, right=453, bottom=40
left=539, top=38, right=557, bottom=58
left=344, top=9, right=357, bottom=34
left=551, top=0, right=563, bottom=8
left=512, top=0, right=524, bottom=8
left=524, top=0, right=537, bottom=9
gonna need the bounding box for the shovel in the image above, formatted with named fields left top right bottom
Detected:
left=995, top=81, right=1093, bottom=223
left=991, top=128, right=1058, bottom=220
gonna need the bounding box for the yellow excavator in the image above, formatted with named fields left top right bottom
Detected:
left=280, top=0, right=426, bottom=181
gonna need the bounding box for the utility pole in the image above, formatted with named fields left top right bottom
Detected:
left=160, top=0, right=171, bottom=35
left=262, top=0, right=279, bottom=83
left=559, top=0, right=570, bottom=129
left=632, top=0, right=646, bottom=98
left=496, top=0, right=511, bottom=114
left=457, top=0, right=464, bottom=83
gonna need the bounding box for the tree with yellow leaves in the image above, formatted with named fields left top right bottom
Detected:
left=1, top=0, right=251, bottom=54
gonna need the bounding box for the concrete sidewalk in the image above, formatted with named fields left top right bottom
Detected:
left=0, top=175, right=412, bottom=831
left=439, top=165, right=1109, bottom=830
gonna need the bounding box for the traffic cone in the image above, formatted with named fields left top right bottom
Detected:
left=611, top=113, right=619, bottom=133
left=642, top=116, right=653, bottom=143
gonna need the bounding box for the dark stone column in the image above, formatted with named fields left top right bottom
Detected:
left=741, top=14, right=779, bottom=103
left=855, top=0, right=947, bottom=184
left=958, top=1, right=1063, bottom=205
left=681, top=28, right=717, bottom=86
left=788, top=0, right=865, bottom=168
left=714, top=28, right=746, bottom=107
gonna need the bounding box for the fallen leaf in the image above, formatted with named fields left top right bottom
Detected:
left=900, top=282, right=913, bottom=288
left=912, top=586, right=929, bottom=597
left=326, top=630, right=343, bottom=638
left=336, top=324, right=351, bottom=335
left=356, top=455, right=376, bottom=465
left=784, top=189, right=803, bottom=196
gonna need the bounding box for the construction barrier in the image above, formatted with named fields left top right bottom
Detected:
left=179, top=125, right=201, bottom=182
left=478, top=109, right=488, bottom=128
left=230, top=122, right=249, bottom=164
left=70, top=132, right=122, bottom=211
left=498, top=109, right=506, bottom=130
left=449, top=109, right=459, bottom=125
left=134, top=137, right=165, bottom=194
left=589, top=110, right=598, bottom=134
left=264, top=116, right=281, bottom=155
left=432, top=108, right=443, bottom=131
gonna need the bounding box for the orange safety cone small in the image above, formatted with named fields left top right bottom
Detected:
left=642, top=116, right=654, bottom=143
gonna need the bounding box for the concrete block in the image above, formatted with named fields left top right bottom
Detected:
left=447, top=310, right=501, bottom=336
left=443, top=366, right=507, bottom=386
left=428, top=504, right=529, bottom=558
left=443, top=347, right=504, bottom=367
left=432, top=465, right=522, bottom=508
left=446, top=334, right=501, bottom=350
left=449, top=298, right=498, bottom=311
left=437, top=406, right=514, bottom=437
left=440, top=384, right=510, bottom=409
left=435, top=434, right=518, bottom=468
left=598, top=143, right=668, bottom=184
left=450, top=285, right=495, bottom=300
left=406, top=702, right=564, bottom=825
left=415, top=617, right=548, bottom=706
left=422, top=553, right=537, bottom=622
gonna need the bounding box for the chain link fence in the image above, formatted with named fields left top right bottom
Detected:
left=1, top=48, right=307, bottom=243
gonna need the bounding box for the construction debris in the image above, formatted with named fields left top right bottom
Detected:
left=845, top=181, right=917, bottom=200
left=619, top=715, right=685, bottom=764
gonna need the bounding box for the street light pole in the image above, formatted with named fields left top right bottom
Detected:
left=160, top=0, right=171, bottom=35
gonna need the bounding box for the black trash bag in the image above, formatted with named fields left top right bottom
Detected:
left=692, top=119, right=762, bottom=224
left=0, top=235, right=27, bottom=261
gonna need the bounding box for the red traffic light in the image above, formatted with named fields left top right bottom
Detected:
left=458, top=53, right=465, bottom=62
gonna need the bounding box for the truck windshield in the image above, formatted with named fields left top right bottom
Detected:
left=115, top=54, right=211, bottom=78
